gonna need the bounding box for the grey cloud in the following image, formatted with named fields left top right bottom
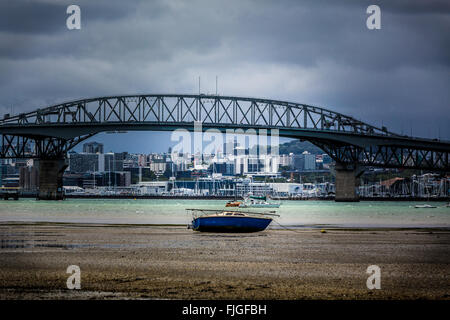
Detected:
left=0, top=1, right=65, bottom=34
left=0, top=0, right=449, bottom=144
left=380, top=0, right=450, bottom=14
left=0, top=0, right=139, bottom=35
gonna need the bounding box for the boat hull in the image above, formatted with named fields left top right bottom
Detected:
left=192, top=216, right=272, bottom=233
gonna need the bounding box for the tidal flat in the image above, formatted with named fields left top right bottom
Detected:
left=0, top=222, right=449, bottom=300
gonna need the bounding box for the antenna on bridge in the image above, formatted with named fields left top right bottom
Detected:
left=216, top=75, right=218, bottom=96
left=198, top=76, right=201, bottom=95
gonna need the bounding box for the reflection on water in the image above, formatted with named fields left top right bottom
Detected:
left=0, top=239, right=91, bottom=249
left=0, top=238, right=163, bottom=250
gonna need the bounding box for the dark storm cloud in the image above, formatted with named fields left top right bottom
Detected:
left=0, top=0, right=144, bottom=60
left=0, top=0, right=139, bottom=34
left=0, top=0, right=449, bottom=149
left=0, top=1, right=65, bottom=34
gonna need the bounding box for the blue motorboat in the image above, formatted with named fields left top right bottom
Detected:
left=187, top=209, right=279, bottom=233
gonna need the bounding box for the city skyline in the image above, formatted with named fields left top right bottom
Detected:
left=71, top=132, right=295, bottom=154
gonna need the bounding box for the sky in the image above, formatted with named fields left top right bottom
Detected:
left=0, top=0, right=449, bottom=153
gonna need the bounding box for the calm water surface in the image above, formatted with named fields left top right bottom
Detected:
left=1, top=199, right=449, bottom=228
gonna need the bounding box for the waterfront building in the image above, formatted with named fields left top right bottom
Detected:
left=134, top=181, right=169, bottom=195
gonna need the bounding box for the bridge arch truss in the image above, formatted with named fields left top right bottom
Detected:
left=0, top=94, right=449, bottom=171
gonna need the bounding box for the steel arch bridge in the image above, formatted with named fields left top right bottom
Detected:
left=1, top=94, right=449, bottom=172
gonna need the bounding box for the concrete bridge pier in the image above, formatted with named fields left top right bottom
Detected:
left=37, top=158, right=67, bottom=200
left=334, top=164, right=363, bottom=202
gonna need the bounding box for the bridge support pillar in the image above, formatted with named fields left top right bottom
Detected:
left=37, top=158, right=67, bottom=200
left=334, top=164, right=363, bottom=202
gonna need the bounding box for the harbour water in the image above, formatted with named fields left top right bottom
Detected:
left=0, top=199, right=449, bottom=228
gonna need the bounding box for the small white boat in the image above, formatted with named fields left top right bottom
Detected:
left=238, top=195, right=281, bottom=208
left=414, top=204, right=437, bottom=209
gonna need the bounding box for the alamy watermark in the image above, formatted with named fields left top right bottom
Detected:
left=66, top=265, right=81, bottom=289
left=170, top=121, right=280, bottom=169
left=366, top=265, right=381, bottom=290
left=366, top=5, right=381, bottom=30
left=66, top=5, right=81, bottom=30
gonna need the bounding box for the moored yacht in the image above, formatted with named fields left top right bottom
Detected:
left=187, top=209, right=279, bottom=232
left=414, top=204, right=437, bottom=208
left=238, top=195, right=281, bottom=208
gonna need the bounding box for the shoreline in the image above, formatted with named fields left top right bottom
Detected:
left=9, top=194, right=450, bottom=201
left=1, top=223, right=449, bottom=300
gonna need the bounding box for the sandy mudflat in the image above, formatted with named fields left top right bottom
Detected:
left=0, top=222, right=449, bottom=300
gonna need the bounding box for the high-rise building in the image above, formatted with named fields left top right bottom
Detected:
left=291, top=154, right=304, bottom=170
left=104, top=152, right=126, bottom=172
left=303, top=152, right=316, bottom=170
left=83, top=142, right=104, bottom=154
left=291, top=151, right=316, bottom=171
left=68, top=153, right=99, bottom=173
left=19, top=166, right=39, bottom=191
left=212, top=162, right=235, bottom=176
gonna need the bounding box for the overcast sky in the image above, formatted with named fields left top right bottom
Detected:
left=0, top=0, right=449, bottom=153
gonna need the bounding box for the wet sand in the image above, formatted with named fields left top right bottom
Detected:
left=0, top=222, right=449, bottom=300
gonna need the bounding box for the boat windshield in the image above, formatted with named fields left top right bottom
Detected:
left=186, top=209, right=279, bottom=219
